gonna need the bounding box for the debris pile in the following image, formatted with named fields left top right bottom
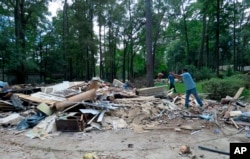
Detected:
left=0, top=78, right=250, bottom=142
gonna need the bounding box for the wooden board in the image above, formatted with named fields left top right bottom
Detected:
left=137, top=85, right=167, bottom=96
left=233, top=87, right=244, bottom=100
left=14, top=93, right=57, bottom=106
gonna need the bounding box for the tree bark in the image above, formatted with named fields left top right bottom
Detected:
left=145, top=0, right=154, bottom=87
left=63, top=0, right=69, bottom=80
left=199, top=14, right=207, bottom=68
left=215, top=0, right=220, bottom=77
left=181, top=4, right=190, bottom=65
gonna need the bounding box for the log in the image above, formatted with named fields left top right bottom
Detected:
left=55, top=88, right=97, bottom=111
left=55, top=80, right=98, bottom=111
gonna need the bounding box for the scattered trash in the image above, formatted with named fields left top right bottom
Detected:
left=182, top=114, right=211, bottom=121
left=16, top=111, right=46, bottom=131
left=83, top=152, right=100, bottom=159
left=25, top=127, right=49, bottom=140
left=179, top=145, right=191, bottom=154
left=37, top=103, right=54, bottom=116
left=191, top=130, right=202, bottom=135
left=128, top=144, right=134, bottom=148
left=234, top=112, right=250, bottom=122
left=55, top=112, right=85, bottom=132
left=0, top=81, right=11, bottom=93
left=198, top=146, right=230, bottom=155
left=199, top=114, right=211, bottom=121
left=214, top=128, right=220, bottom=134
left=236, top=101, right=246, bottom=107
left=245, top=126, right=250, bottom=138
left=0, top=113, right=24, bottom=126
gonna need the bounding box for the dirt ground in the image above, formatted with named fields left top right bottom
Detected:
left=0, top=124, right=249, bottom=159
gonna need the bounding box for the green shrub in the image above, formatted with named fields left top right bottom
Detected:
left=225, top=66, right=233, bottom=77
left=230, top=74, right=250, bottom=89
left=195, top=67, right=215, bottom=81
left=201, top=77, right=246, bottom=100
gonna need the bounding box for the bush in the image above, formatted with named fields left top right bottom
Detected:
left=225, top=66, right=233, bottom=77
left=201, top=76, right=246, bottom=100
left=195, top=67, right=215, bottom=81
left=230, top=74, right=250, bottom=89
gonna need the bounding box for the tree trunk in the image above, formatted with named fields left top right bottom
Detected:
left=181, top=4, right=190, bottom=65
left=63, top=0, right=69, bottom=80
left=199, top=14, right=207, bottom=68
left=215, top=0, right=220, bottom=77
left=99, top=24, right=103, bottom=79
left=122, top=39, right=128, bottom=82
left=145, top=0, right=154, bottom=87
left=233, top=0, right=237, bottom=71
left=14, top=0, right=27, bottom=83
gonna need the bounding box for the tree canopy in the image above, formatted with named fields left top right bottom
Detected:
left=0, top=0, right=250, bottom=84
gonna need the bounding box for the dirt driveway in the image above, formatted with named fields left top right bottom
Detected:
left=1, top=124, right=248, bottom=159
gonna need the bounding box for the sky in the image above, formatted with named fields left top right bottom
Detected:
left=48, top=1, right=63, bottom=17
left=48, top=0, right=99, bottom=33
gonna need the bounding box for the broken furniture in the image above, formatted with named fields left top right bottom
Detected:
left=55, top=112, right=86, bottom=132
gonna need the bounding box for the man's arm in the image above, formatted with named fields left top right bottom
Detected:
left=171, top=73, right=182, bottom=80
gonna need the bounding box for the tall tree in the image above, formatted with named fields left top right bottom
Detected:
left=145, top=0, right=154, bottom=86
left=1, top=0, right=50, bottom=83
left=62, top=0, right=70, bottom=80
left=215, top=0, right=220, bottom=76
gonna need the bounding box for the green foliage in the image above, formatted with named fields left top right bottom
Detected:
left=1, top=0, right=250, bottom=85
left=179, top=65, right=215, bottom=81
left=195, top=67, right=216, bottom=80
left=201, top=74, right=249, bottom=100
left=225, top=66, right=233, bottom=77
left=230, top=74, right=250, bottom=89
left=166, top=40, right=186, bottom=71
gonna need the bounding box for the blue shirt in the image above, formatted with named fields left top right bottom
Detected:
left=0, top=81, right=8, bottom=88
left=0, top=81, right=10, bottom=93
left=181, top=72, right=196, bottom=90
left=168, top=74, right=175, bottom=84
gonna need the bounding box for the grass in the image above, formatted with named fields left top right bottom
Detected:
left=155, top=79, right=250, bottom=101
left=155, top=81, right=204, bottom=94
left=175, top=82, right=204, bottom=94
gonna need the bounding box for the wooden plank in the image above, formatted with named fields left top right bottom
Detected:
left=233, top=87, right=244, bottom=100
left=14, top=93, right=57, bottom=106
left=230, top=118, right=239, bottom=129
left=137, top=85, right=167, bottom=96
left=225, top=120, right=250, bottom=127
left=223, top=105, right=235, bottom=119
